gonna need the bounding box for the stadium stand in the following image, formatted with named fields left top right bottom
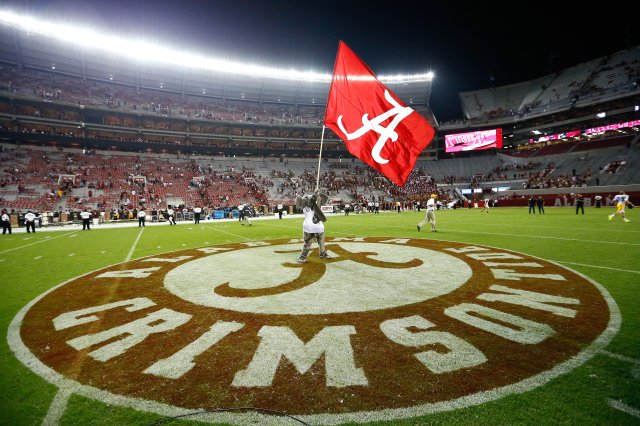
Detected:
left=0, top=25, right=638, bottom=224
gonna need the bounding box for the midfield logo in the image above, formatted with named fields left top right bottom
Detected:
left=11, top=237, right=617, bottom=424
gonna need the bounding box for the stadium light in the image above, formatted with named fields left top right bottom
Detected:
left=0, top=9, right=433, bottom=84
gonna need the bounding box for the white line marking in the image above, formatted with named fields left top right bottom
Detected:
left=100, top=251, right=106, bottom=254
left=67, top=234, right=77, bottom=238
left=0, top=232, right=78, bottom=254
left=599, top=350, right=640, bottom=364
left=34, top=256, right=42, bottom=260
left=342, top=219, right=640, bottom=247
left=22, top=237, right=32, bottom=241
left=42, top=386, right=73, bottom=426
left=438, top=228, right=640, bottom=246
left=201, top=224, right=252, bottom=241
left=337, top=221, right=639, bottom=273
left=67, top=253, right=75, bottom=257
left=608, top=399, right=640, bottom=418
left=450, top=219, right=640, bottom=234
left=557, top=261, right=640, bottom=275
left=125, top=227, right=144, bottom=262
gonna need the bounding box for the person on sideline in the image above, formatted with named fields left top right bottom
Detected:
left=24, top=210, right=36, bottom=233
left=417, top=194, right=438, bottom=232
left=137, top=209, right=146, bottom=227
left=80, top=208, right=92, bottom=230
left=609, top=191, right=632, bottom=222
left=1, top=210, right=11, bottom=234
left=237, top=204, right=245, bottom=223
left=193, top=206, right=202, bottom=224
left=481, top=198, right=490, bottom=213
left=167, top=207, right=176, bottom=225
left=594, top=194, right=602, bottom=208
left=575, top=194, right=585, bottom=215
left=536, top=196, right=545, bottom=214
left=240, top=204, right=252, bottom=226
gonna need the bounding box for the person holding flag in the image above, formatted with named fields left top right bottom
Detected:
left=322, top=41, right=435, bottom=188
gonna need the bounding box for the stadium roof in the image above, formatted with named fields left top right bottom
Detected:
left=0, top=11, right=433, bottom=107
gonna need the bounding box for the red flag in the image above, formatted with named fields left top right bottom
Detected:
left=324, top=41, right=435, bottom=186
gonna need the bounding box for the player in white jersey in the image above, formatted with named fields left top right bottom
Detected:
left=417, top=194, right=437, bottom=232
left=481, top=198, right=490, bottom=213
left=608, top=191, right=632, bottom=222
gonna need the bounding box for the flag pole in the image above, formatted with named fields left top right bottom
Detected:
left=315, top=125, right=326, bottom=192
left=315, top=40, right=342, bottom=193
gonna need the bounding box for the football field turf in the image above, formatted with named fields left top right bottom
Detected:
left=1, top=207, right=638, bottom=425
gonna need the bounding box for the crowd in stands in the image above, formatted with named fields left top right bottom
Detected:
left=521, top=163, right=593, bottom=189
left=0, top=144, right=459, bottom=216
left=0, top=65, right=326, bottom=128
left=602, top=160, right=625, bottom=174
left=444, top=45, right=639, bottom=126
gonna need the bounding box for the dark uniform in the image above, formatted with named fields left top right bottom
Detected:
left=575, top=194, right=585, bottom=215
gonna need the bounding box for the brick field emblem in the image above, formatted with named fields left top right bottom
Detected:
left=9, top=237, right=618, bottom=424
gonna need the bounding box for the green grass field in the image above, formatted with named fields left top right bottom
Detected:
left=1, top=206, right=639, bottom=425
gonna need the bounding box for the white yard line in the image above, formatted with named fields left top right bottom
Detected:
left=125, top=227, right=145, bottom=262
left=557, top=261, right=640, bottom=275
left=341, top=220, right=639, bottom=246
left=201, top=224, right=253, bottom=241
left=608, top=399, right=640, bottom=418
left=449, top=218, right=640, bottom=234
left=434, top=228, right=640, bottom=246
left=0, top=232, right=78, bottom=255
left=598, top=350, right=640, bottom=364
left=41, top=386, right=73, bottom=426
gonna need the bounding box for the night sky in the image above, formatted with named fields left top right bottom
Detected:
left=6, top=0, right=639, bottom=121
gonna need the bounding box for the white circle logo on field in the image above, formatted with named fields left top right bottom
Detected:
left=164, top=242, right=472, bottom=314
left=9, top=237, right=619, bottom=425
